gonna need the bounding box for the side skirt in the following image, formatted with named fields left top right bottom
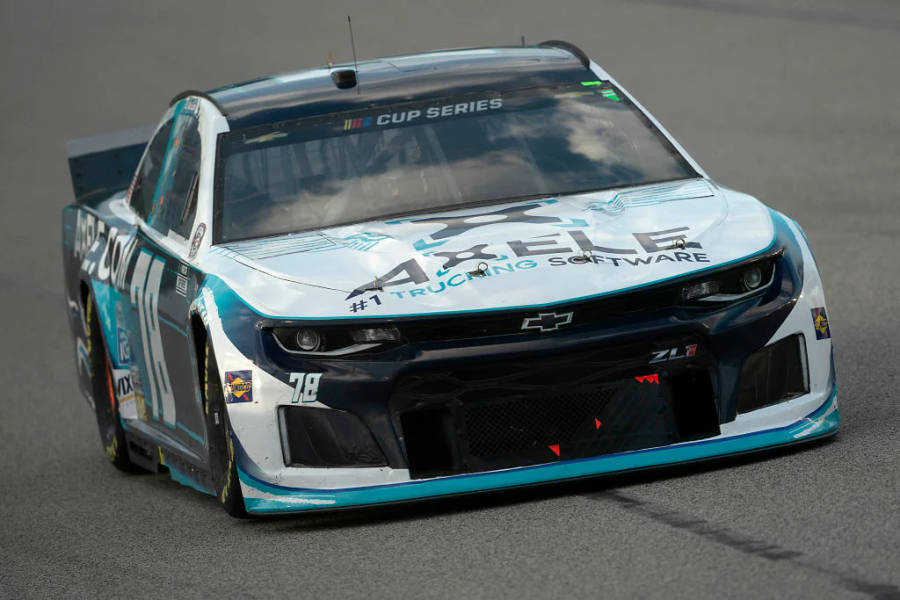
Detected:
left=123, top=429, right=216, bottom=495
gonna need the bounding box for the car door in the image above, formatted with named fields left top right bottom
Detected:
left=121, top=98, right=207, bottom=457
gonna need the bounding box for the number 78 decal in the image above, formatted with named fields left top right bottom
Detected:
left=289, top=372, right=321, bottom=403
left=130, top=250, right=176, bottom=425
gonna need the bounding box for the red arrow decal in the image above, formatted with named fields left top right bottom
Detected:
left=548, top=444, right=560, bottom=456
left=594, top=418, right=602, bottom=429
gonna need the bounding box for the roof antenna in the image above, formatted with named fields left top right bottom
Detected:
left=348, top=15, right=360, bottom=95
left=521, top=35, right=526, bottom=46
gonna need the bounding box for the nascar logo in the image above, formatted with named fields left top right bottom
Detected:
left=343, top=117, right=372, bottom=130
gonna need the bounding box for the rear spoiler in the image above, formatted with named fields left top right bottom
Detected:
left=65, top=125, right=155, bottom=206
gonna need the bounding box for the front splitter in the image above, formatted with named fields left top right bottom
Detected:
left=239, top=384, right=839, bottom=514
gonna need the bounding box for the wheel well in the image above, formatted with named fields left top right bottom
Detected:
left=190, top=313, right=207, bottom=389
left=79, top=280, right=90, bottom=314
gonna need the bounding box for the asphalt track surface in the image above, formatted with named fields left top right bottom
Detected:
left=2, top=1, right=899, bottom=598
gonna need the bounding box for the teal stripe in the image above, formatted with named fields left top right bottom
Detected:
left=168, top=465, right=214, bottom=495
left=176, top=422, right=205, bottom=444
left=158, top=315, right=187, bottom=336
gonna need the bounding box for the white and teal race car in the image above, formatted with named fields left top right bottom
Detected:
left=63, top=41, right=837, bottom=517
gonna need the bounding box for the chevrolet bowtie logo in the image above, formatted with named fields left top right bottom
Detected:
left=521, top=311, right=574, bottom=332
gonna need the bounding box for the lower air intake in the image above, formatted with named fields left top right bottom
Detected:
left=280, top=406, right=387, bottom=467
left=736, top=334, right=809, bottom=413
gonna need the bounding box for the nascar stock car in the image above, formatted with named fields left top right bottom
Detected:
left=62, top=41, right=838, bottom=517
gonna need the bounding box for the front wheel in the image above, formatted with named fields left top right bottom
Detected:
left=202, top=340, right=247, bottom=518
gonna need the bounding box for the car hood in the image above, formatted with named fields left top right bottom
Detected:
left=204, top=179, right=775, bottom=319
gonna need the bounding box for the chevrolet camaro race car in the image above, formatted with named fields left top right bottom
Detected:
left=62, top=42, right=838, bottom=517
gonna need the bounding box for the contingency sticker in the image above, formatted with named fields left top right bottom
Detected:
left=581, top=81, right=622, bottom=101
left=811, top=307, right=831, bottom=340
left=224, top=370, right=253, bottom=403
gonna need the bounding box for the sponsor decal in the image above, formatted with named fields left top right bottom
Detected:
left=175, top=263, right=189, bottom=297
left=337, top=232, right=390, bottom=252
left=408, top=202, right=558, bottom=242
left=521, top=312, right=573, bottom=332
left=344, top=116, right=372, bottom=130
left=346, top=214, right=706, bottom=304
left=434, top=244, right=497, bottom=269
left=811, top=307, right=831, bottom=340
left=115, top=302, right=131, bottom=363
left=189, top=223, right=206, bottom=259
left=370, top=98, right=503, bottom=128
left=183, top=96, right=200, bottom=115
left=592, top=196, right=627, bottom=216
left=244, top=132, right=287, bottom=144
left=600, top=88, right=622, bottom=102
left=289, top=372, right=321, bottom=403
left=349, top=294, right=382, bottom=314
left=349, top=259, right=429, bottom=300
left=113, top=368, right=135, bottom=403
left=74, top=210, right=106, bottom=260
left=107, top=229, right=138, bottom=289
left=311, top=98, right=507, bottom=137
left=129, top=364, right=148, bottom=420
left=222, top=231, right=391, bottom=258
left=77, top=214, right=139, bottom=289
left=224, top=370, right=253, bottom=403
left=649, top=344, right=698, bottom=364
left=117, top=326, right=131, bottom=364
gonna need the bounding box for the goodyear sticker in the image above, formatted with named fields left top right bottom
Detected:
left=811, top=307, right=831, bottom=340
left=224, top=370, right=253, bottom=403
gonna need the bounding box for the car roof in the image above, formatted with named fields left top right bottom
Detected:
left=203, top=44, right=593, bottom=130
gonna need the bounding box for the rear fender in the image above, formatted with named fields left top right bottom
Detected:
left=63, top=204, right=138, bottom=406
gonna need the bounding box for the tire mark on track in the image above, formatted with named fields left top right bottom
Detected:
left=587, top=491, right=900, bottom=599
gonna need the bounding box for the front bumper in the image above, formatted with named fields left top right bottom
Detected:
left=212, top=211, right=837, bottom=514
left=239, top=383, right=838, bottom=513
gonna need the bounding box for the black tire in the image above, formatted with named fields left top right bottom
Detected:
left=85, top=294, right=140, bottom=472
left=202, top=340, right=248, bottom=518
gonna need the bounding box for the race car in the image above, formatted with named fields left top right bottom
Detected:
left=62, top=41, right=838, bottom=517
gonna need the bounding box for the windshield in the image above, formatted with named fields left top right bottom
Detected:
left=214, top=82, right=697, bottom=242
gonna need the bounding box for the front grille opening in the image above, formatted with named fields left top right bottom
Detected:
left=669, top=370, right=720, bottom=440
left=461, top=387, right=620, bottom=463
left=736, top=334, right=809, bottom=414
left=393, top=337, right=720, bottom=478
left=399, top=376, right=720, bottom=478
left=401, top=408, right=457, bottom=477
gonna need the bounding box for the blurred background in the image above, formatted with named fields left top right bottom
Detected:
left=1, top=1, right=898, bottom=597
